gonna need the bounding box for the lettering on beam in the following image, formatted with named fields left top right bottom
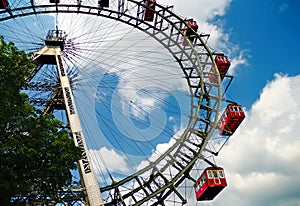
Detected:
left=64, top=87, right=75, bottom=115
left=58, top=55, right=66, bottom=76
left=75, top=132, right=92, bottom=174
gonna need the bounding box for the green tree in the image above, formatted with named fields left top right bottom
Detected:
left=0, top=36, right=82, bottom=205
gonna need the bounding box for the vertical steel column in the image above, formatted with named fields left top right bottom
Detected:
left=36, top=46, right=104, bottom=206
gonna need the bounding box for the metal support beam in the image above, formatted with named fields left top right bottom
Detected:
left=35, top=45, right=104, bottom=206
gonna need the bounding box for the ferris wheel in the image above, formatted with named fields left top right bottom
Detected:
left=0, top=0, right=245, bottom=205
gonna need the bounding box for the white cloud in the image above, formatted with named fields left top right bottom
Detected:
left=158, top=0, right=248, bottom=76
left=71, top=2, right=298, bottom=206
left=159, top=0, right=231, bottom=22
left=90, top=147, right=131, bottom=174
left=158, top=0, right=232, bottom=48
left=228, top=50, right=249, bottom=75
left=214, top=74, right=300, bottom=206
left=129, top=96, right=157, bottom=119
left=135, top=127, right=183, bottom=172
left=62, top=1, right=255, bottom=203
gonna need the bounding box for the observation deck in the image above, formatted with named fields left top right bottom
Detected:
left=45, top=29, right=66, bottom=51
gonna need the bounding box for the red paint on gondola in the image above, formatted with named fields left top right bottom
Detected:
left=194, top=167, right=227, bottom=201
left=209, top=54, right=231, bottom=83
left=218, top=103, right=245, bottom=135
left=144, top=0, right=156, bottom=21
left=182, top=19, right=198, bottom=45
left=0, top=0, right=8, bottom=9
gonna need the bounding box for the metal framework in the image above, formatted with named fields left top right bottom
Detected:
left=33, top=38, right=104, bottom=205
left=0, top=1, right=234, bottom=205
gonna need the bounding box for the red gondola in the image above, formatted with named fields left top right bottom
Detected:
left=218, top=103, right=245, bottom=135
left=50, top=0, right=60, bottom=3
left=144, top=0, right=156, bottom=21
left=0, top=0, right=8, bottom=9
left=209, top=54, right=231, bottom=83
left=99, top=0, right=109, bottom=8
left=194, top=167, right=227, bottom=201
left=182, top=19, right=198, bottom=45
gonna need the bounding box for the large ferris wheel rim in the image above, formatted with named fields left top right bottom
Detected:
left=0, top=2, right=221, bottom=117
left=0, top=1, right=223, bottom=204
left=0, top=2, right=215, bottom=59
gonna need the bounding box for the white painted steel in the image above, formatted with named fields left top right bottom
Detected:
left=36, top=46, right=104, bottom=206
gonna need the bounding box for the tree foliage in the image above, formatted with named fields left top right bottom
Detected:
left=0, top=36, right=82, bottom=205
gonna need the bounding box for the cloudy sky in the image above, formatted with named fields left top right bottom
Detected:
left=162, top=0, right=300, bottom=205
left=88, top=0, right=300, bottom=204
left=1, top=0, right=299, bottom=205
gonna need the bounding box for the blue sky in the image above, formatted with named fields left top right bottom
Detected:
left=163, top=0, right=300, bottom=205
left=166, top=0, right=300, bottom=108
left=87, top=0, right=300, bottom=204
left=224, top=0, right=300, bottom=108
left=156, top=0, right=300, bottom=205
left=1, top=0, right=299, bottom=205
